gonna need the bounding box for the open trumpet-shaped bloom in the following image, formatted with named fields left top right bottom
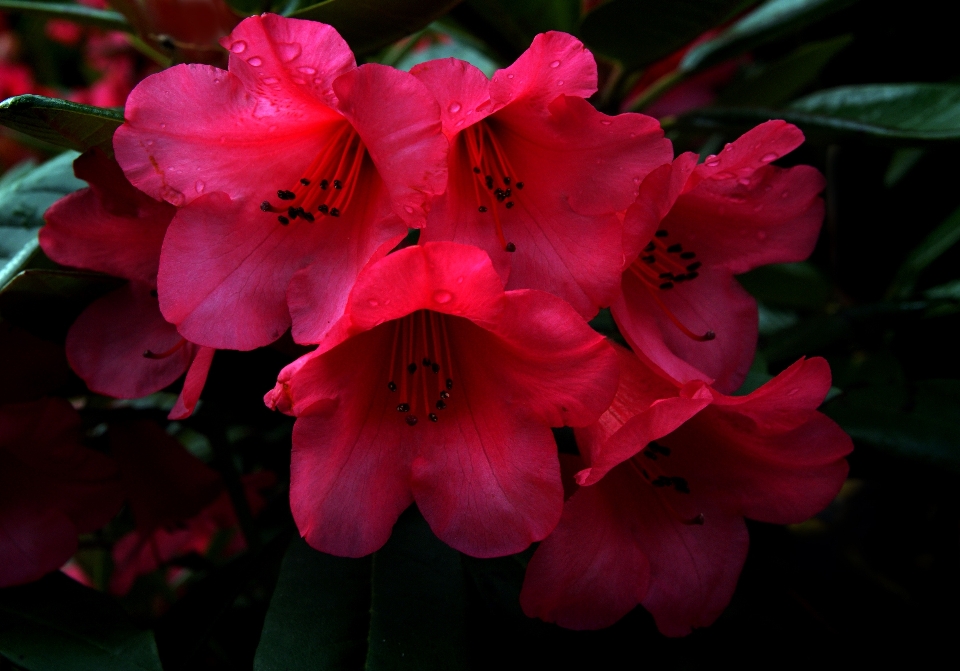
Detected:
left=0, top=398, right=122, bottom=588
left=114, top=14, right=448, bottom=349
left=520, top=345, right=852, bottom=635
left=614, top=121, right=825, bottom=393
left=40, top=150, right=214, bottom=419
left=410, top=32, right=672, bottom=320
left=265, top=242, right=618, bottom=558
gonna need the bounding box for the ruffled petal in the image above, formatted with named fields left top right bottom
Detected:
left=169, top=346, right=216, bottom=420
left=520, top=466, right=650, bottom=629
left=490, top=31, right=598, bottom=109
left=333, top=64, right=447, bottom=227
left=287, top=326, right=415, bottom=557
left=410, top=58, right=496, bottom=138
left=40, top=150, right=172, bottom=286
left=66, top=283, right=195, bottom=399
left=622, top=154, right=697, bottom=264
left=613, top=264, right=759, bottom=393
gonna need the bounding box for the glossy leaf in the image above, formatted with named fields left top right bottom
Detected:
left=824, top=380, right=960, bottom=472
left=0, top=1, right=130, bottom=31
left=717, top=35, right=851, bottom=107
left=0, top=95, right=124, bottom=156
left=253, top=538, right=371, bottom=671
left=579, top=0, right=754, bottom=70
left=738, top=262, right=834, bottom=310
left=680, top=0, right=858, bottom=72
left=290, top=0, right=463, bottom=55
left=465, top=0, right=580, bottom=52
left=0, top=573, right=163, bottom=671
left=887, top=205, right=960, bottom=299
left=389, top=23, right=500, bottom=76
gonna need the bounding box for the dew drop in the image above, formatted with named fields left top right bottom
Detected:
left=706, top=159, right=720, bottom=167
left=456, top=276, right=464, bottom=284
left=550, top=60, right=561, bottom=68
left=229, top=40, right=247, bottom=53
left=761, top=152, right=779, bottom=162
left=454, top=120, right=464, bottom=127
left=433, top=290, right=453, bottom=304
left=507, top=73, right=514, bottom=79
left=716, top=171, right=734, bottom=179
left=738, top=177, right=751, bottom=186
left=248, top=56, right=263, bottom=66
left=404, top=205, right=415, bottom=214
left=368, top=299, right=379, bottom=307
left=448, top=102, right=461, bottom=113
left=145, top=140, right=153, bottom=146
left=213, top=78, right=221, bottom=84
left=557, top=80, right=564, bottom=86
left=195, top=181, right=205, bottom=193
left=277, top=42, right=302, bottom=62
left=724, top=144, right=734, bottom=152
left=160, top=123, right=166, bottom=129
left=262, top=76, right=279, bottom=84
left=600, top=119, right=612, bottom=125
left=162, top=187, right=185, bottom=206
left=298, top=66, right=317, bottom=74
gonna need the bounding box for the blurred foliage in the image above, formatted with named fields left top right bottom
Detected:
left=1, top=0, right=959, bottom=668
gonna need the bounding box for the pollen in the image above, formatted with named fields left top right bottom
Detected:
left=461, top=121, right=523, bottom=253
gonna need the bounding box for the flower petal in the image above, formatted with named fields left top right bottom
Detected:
left=410, top=58, right=496, bottom=138
left=491, top=31, right=598, bottom=109
left=67, top=283, right=196, bottom=398
left=169, top=346, right=216, bottom=420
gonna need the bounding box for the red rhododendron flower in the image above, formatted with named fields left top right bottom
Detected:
left=0, top=398, right=122, bottom=588
left=409, top=32, right=672, bottom=319
left=41, top=150, right=214, bottom=419
left=114, top=14, right=448, bottom=349
left=519, top=345, right=852, bottom=634
left=265, top=242, right=618, bottom=558
left=614, top=120, right=825, bottom=392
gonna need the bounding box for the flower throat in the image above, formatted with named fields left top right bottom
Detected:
left=461, top=122, right=524, bottom=253
left=386, top=310, right=457, bottom=427
left=259, top=123, right=366, bottom=225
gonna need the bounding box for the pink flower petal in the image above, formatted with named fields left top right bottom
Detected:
left=169, top=346, right=215, bottom=420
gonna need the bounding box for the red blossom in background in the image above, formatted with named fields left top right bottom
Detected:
left=614, top=121, right=825, bottom=393
left=265, top=242, right=618, bottom=559
left=40, top=149, right=214, bottom=419
left=0, top=398, right=122, bottom=588
left=519, top=345, right=852, bottom=634
left=114, top=14, right=448, bottom=350
left=410, top=32, right=672, bottom=319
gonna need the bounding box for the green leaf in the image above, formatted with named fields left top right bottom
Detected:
left=389, top=23, right=500, bottom=77
left=0, top=1, right=131, bottom=31
left=0, top=573, right=163, bottom=671
left=680, top=0, right=858, bottom=73
left=0, top=95, right=124, bottom=156
left=682, top=84, right=960, bottom=143
left=887, top=204, right=960, bottom=299
left=738, top=262, right=834, bottom=310
left=290, top=0, right=462, bottom=55
left=366, top=508, right=468, bottom=671
left=823, top=380, right=960, bottom=471
left=253, top=538, right=371, bottom=670
left=717, top=35, right=852, bottom=107
left=580, top=0, right=755, bottom=70
left=465, top=0, right=580, bottom=51
left=884, top=147, right=926, bottom=187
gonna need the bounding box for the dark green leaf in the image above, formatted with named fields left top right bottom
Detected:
left=717, top=35, right=852, bottom=107
left=887, top=204, right=960, bottom=299
left=366, top=507, right=468, bottom=671
left=681, top=84, right=960, bottom=143
left=290, top=0, right=463, bottom=55
left=0, top=573, right=163, bottom=671
left=464, top=0, right=580, bottom=51
left=738, top=262, right=834, bottom=310
left=823, top=380, right=960, bottom=471
left=0, top=1, right=130, bottom=31
left=580, top=0, right=754, bottom=70
left=680, top=0, right=858, bottom=73
left=254, top=538, right=371, bottom=671
left=0, top=95, right=123, bottom=156
left=223, top=0, right=266, bottom=16
left=884, top=147, right=926, bottom=187
left=389, top=23, right=500, bottom=76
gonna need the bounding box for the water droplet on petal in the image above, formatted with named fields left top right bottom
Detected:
left=456, top=276, right=464, bottom=284
left=298, top=66, right=316, bottom=74
left=633, top=176, right=641, bottom=183
left=550, top=60, right=561, bottom=68
left=507, top=73, right=514, bottom=79
left=248, top=56, right=262, bottom=66
left=761, top=152, right=779, bottom=162
left=262, top=77, right=279, bottom=84
left=195, top=181, right=205, bottom=193
left=433, top=290, right=453, bottom=304
left=557, top=80, right=564, bottom=86
left=601, top=119, right=612, bottom=125
left=277, top=42, right=301, bottom=62
left=448, top=102, right=461, bottom=113
left=368, top=299, right=379, bottom=307
left=404, top=205, right=415, bottom=214
left=738, top=177, right=751, bottom=186
left=706, top=160, right=720, bottom=167
left=230, top=40, right=246, bottom=53
left=145, top=140, right=154, bottom=146
left=160, top=123, right=166, bottom=129
left=213, top=78, right=221, bottom=84
left=455, top=120, right=464, bottom=127
left=162, top=187, right=185, bottom=206
left=724, top=144, right=734, bottom=151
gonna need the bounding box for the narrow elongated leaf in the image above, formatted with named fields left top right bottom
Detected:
left=0, top=573, right=163, bottom=671
left=682, top=84, right=960, bottom=143
left=824, top=380, right=960, bottom=471
left=680, top=0, right=858, bottom=72
left=579, top=0, right=755, bottom=70
left=887, top=205, right=960, bottom=299
left=254, top=538, right=371, bottom=671
left=0, top=95, right=123, bottom=156
left=290, top=0, right=462, bottom=55
left=365, top=507, right=468, bottom=671
left=0, top=1, right=130, bottom=31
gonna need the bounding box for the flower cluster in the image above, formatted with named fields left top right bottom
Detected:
left=14, top=13, right=852, bottom=634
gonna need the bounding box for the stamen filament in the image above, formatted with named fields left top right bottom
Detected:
left=143, top=337, right=187, bottom=359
